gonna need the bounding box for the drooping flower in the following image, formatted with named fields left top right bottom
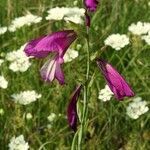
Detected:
left=97, top=59, right=134, bottom=100
left=24, top=30, right=77, bottom=84
left=67, top=85, right=82, bottom=131
left=84, top=0, right=99, bottom=12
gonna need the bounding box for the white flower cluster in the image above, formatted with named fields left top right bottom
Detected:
left=128, top=21, right=150, bottom=35
left=104, top=34, right=130, bottom=50
left=6, top=44, right=31, bottom=72
left=11, top=90, right=41, bottom=105
left=126, top=97, right=149, bottom=119
left=0, top=76, right=8, bottom=89
left=8, top=13, right=42, bottom=32
left=47, top=113, right=56, bottom=122
left=46, top=7, right=85, bottom=24
left=0, top=26, right=7, bottom=35
left=8, top=135, right=29, bottom=150
left=64, top=48, right=79, bottom=63
left=98, top=85, right=113, bottom=102
left=142, top=31, right=150, bottom=45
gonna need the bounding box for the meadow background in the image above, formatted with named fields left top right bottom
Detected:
left=0, top=0, right=150, bottom=149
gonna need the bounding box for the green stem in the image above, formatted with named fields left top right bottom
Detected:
left=78, top=26, right=90, bottom=150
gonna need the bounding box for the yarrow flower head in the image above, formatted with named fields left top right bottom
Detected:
left=128, top=21, right=150, bottom=35
left=24, top=30, right=77, bottom=84
left=8, top=13, right=42, bottom=32
left=8, top=135, right=29, bottom=150
left=64, top=48, right=78, bottom=63
left=98, top=85, right=113, bottom=102
left=126, top=97, right=149, bottom=119
left=11, top=90, right=41, bottom=105
left=97, top=59, right=134, bottom=100
left=104, top=34, right=130, bottom=50
left=67, top=85, right=82, bottom=131
left=142, top=31, right=150, bottom=45
left=0, top=75, right=8, bottom=89
left=46, top=7, right=85, bottom=24
left=0, top=26, right=7, bottom=35
left=6, top=44, right=31, bottom=72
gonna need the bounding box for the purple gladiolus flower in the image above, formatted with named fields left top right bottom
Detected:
left=97, top=59, right=135, bottom=100
left=24, top=30, right=77, bottom=84
left=67, top=85, right=82, bottom=131
left=84, top=0, right=99, bottom=12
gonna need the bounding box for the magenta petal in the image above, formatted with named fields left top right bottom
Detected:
left=97, top=59, right=135, bottom=100
left=84, top=0, right=99, bottom=12
left=40, top=57, right=57, bottom=82
left=55, top=60, right=65, bottom=85
left=67, top=85, right=82, bottom=131
left=24, top=30, right=77, bottom=58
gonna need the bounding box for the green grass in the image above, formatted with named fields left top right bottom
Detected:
left=0, top=0, right=150, bottom=149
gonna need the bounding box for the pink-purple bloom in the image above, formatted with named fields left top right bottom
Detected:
left=24, top=30, right=77, bottom=84
left=67, top=85, right=82, bottom=131
left=84, top=0, right=99, bottom=12
left=97, top=59, right=135, bottom=100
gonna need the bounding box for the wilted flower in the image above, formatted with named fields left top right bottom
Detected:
left=0, top=75, right=8, bottom=89
left=98, top=85, right=113, bottom=102
left=11, top=90, right=41, bottom=105
left=97, top=59, right=134, bottom=100
left=84, top=0, right=99, bottom=12
left=104, top=34, right=130, bottom=50
left=24, top=30, right=77, bottom=84
left=67, top=85, right=82, bottom=131
left=126, top=97, right=149, bottom=119
left=8, top=135, right=29, bottom=150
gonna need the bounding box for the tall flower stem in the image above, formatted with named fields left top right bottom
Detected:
left=78, top=27, right=90, bottom=150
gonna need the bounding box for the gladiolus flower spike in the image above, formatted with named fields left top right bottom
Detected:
left=67, top=85, right=82, bottom=131
left=97, top=59, right=135, bottom=100
left=24, top=30, right=77, bottom=84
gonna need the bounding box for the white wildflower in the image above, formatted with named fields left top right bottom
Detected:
left=8, top=135, right=29, bottom=150
left=98, top=85, right=113, bottom=102
left=64, top=48, right=79, bottom=63
left=8, top=13, right=42, bottom=32
left=11, top=90, right=41, bottom=105
left=128, top=21, right=150, bottom=35
left=47, top=113, right=56, bottom=122
left=6, top=44, right=31, bottom=72
left=104, top=34, right=130, bottom=50
left=0, top=108, right=4, bottom=115
left=46, top=7, right=85, bottom=24
left=142, top=31, right=150, bottom=45
left=0, top=76, right=8, bottom=89
left=0, top=59, right=4, bottom=67
left=0, top=26, right=7, bottom=35
left=26, top=113, right=32, bottom=120
left=126, top=97, right=149, bottom=119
